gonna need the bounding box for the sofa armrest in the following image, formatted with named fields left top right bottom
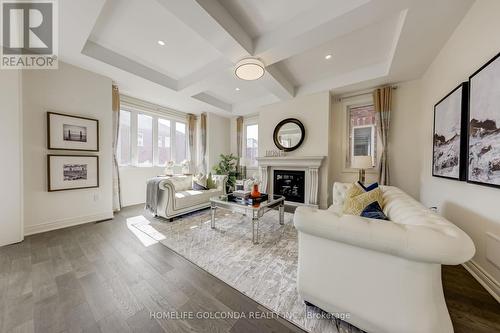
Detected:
left=294, top=206, right=475, bottom=265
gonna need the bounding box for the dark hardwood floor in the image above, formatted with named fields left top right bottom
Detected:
left=0, top=205, right=498, bottom=333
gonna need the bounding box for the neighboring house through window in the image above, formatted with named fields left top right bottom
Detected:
left=117, top=106, right=188, bottom=167
left=245, top=123, right=258, bottom=168
left=346, top=103, right=378, bottom=168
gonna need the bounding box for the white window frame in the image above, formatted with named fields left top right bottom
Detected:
left=351, top=124, right=376, bottom=166
left=118, top=106, right=188, bottom=168
left=341, top=96, right=381, bottom=173
left=243, top=118, right=259, bottom=169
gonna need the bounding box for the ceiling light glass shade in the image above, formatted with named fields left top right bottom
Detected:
left=235, top=58, right=265, bottom=80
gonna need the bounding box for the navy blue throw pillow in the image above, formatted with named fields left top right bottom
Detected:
left=360, top=201, right=389, bottom=221
left=192, top=181, right=208, bottom=190
left=358, top=181, right=379, bottom=192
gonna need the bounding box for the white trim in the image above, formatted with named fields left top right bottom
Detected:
left=120, top=94, right=187, bottom=121
left=18, top=70, right=24, bottom=243
left=341, top=96, right=379, bottom=174
left=24, top=211, right=114, bottom=236
left=462, top=260, right=500, bottom=303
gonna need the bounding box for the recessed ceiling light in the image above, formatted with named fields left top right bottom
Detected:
left=325, top=54, right=332, bottom=60
left=157, top=40, right=165, bottom=46
left=235, top=87, right=240, bottom=91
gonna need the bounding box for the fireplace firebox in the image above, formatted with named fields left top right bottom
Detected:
left=273, top=170, right=305, bottom=203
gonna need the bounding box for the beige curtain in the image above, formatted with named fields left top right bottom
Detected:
left=187, top=114, right=196, bottom=174
left=112, top=84, right=122, bottom=211
left=236, top=116, right=244, bottom=165
left=373, top=86, right=393, bottom=185
left=199, top=113, right=207, bottom=174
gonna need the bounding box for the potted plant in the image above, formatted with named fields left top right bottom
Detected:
left=213, top=153, right=238, bottom=192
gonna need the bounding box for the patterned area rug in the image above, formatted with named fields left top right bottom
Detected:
left=131, top=208, right=364, bottom=333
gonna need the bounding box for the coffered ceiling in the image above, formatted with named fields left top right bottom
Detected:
left=59, top=0, right=474, bottom=116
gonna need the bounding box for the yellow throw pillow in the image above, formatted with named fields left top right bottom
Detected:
left=343, top=185, right=383, bottom=215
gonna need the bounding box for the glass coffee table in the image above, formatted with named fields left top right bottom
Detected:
left=210, top=194, right=285, bottom=244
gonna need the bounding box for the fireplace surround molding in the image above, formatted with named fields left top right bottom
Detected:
left=256, top=156, right=325, bottom=207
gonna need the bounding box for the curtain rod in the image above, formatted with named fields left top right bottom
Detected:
left=338, top=85, right=398, bottom=101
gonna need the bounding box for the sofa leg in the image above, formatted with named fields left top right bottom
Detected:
left=304, top=300, right=315, bottom=307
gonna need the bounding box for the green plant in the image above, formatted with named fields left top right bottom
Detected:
left=213, top=153, right=238, bottom=191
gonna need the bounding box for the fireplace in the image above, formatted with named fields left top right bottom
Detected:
left=273, top=170, right=305, bottom=203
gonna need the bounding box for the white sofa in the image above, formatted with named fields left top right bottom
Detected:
left=156, top=174, right=227, bottom=220
left=293, top=182, right=475, bottom=333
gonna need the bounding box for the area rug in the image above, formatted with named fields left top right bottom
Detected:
left=131, top=208, right=364, bottom=333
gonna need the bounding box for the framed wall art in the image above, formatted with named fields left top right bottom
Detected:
left=432, top=82, right=468, bottom=180
left=468, top=52, right=500, bottom=188
left=48, top=155, right=99, bottom=192
left=47, top=112, right=99, bottom=151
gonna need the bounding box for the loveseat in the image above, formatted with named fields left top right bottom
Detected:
left=293, top=182, right=475, bottom=333
left=156, top=174, right=227, bottom=220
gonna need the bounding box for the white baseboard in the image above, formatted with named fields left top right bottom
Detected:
left=462, top=260, right=500, bottom=303
left=24, top=211, right=114, bottom=236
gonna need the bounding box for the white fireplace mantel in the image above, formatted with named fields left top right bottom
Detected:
left=256, top=156, right=325, bottom=207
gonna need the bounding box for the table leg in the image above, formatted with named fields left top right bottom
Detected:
left=211, top=203, right=216, bottom=229
left=252, top=216, right=260, bottom=244
left=279, top=201, right=285, bottom=225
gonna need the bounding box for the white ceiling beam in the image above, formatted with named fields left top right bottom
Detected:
left=156, top=0, right=294, bottom=100
left=155, top=0, right=251, bottom=61
left=191, top=93, right=232, bottom=113
left=82, top=40, right=178, bottom=90
left=255, top=0, right=411, bottom=66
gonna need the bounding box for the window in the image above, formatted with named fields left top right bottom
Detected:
left=117, top=110, right=131, bottom=165
left=137, top=114, right=153, bottom=166
left=118, top=109, right=188, bottom=167
left=158, top=118, right=171, bottom=166
left=346, top=104, right=377, bottom=168
left=175, top=122, right=187, bottom=163
left=245, top=124, right=258, bottom=167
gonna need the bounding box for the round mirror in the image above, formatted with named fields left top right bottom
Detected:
left=273, top=118, right=305, bottom=152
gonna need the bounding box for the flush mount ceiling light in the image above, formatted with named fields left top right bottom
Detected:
left=157, top=40, right=165, bottom=46
left=235, top=87, right=241, bottom=91
left=325, top=54, right=332, bottom=60
left=235, top=58, right=265, bottom=81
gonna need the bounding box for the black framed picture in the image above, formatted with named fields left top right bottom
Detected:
left=48, top=155, right=99, bottom=192
left=432, top=82, right=469, bottom=180
left=468, top=52, right=500, bottom=188
left=47, top=112, right=99, bottom=151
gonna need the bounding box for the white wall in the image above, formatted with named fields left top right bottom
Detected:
left=418, top=0, right=500, bottom=296
left=0, top=70, right=23, bottom=246
left=120, top=166, right=164, bottom=207
left=206, top=112, right=230, bottom=172
left=258, top=92, right=331, bottom=208
left=390, top=80, right=422, bottom=199
left=22, top=62, right=113, bottom=235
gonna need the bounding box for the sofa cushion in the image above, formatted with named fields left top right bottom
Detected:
left=192, top=174, right=208, bottom=190
left=175, top=189, right=221, bottom=210
left=343, top=184, right=383, bottom=215
left=360, top=201, right=388, bottom=221
left=169, top=175, right=193, bottom=191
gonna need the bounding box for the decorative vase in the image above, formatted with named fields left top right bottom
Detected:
left=251, top=184, right=261, bottom=198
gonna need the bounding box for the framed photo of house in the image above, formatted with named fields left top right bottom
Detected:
left=48, top=155, right=99, bottom=192
left=468, top=52, right=500, bottom=188
left=47, top=112, right=99, bottom=151
left=432, top=82, right=468, bottom=181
